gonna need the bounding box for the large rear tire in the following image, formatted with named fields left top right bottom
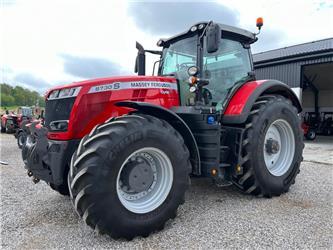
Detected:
left=232, top=95, right=304, bottom=197
left=68, top=114, right=191, bottom=239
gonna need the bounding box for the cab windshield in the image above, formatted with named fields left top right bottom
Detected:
left=160, top=35, right=252, bottom=107
left=160, top=36, right=197, bottom=76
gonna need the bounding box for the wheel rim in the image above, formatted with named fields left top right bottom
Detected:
left=263, top=119, right=295, bottom=176
left=116, top=147, right=173, bottom=214
left=309, top=131, right=315, bottom=139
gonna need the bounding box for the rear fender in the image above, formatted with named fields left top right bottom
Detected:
left=116, top=101, right=201, bottom=175
left=222, top=80, right=302, bottom=124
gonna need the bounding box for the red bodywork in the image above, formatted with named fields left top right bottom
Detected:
left=301, top=122, right=309, bottom=135
left=46, top=76, right=267, bottom=141
left=46, top=76, right=179, bottom=140
left=224, top=80, right=266, bottom=115
left=1, top=113, right=22, bottom=130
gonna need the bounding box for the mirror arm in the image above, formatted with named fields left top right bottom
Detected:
left=145, top=50, right=163, bottom=56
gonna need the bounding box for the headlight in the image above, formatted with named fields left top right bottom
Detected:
left=188, top=66, right=199, bottom=76
left=48, top=87, right=81, bottom=100
left=48, top=90, right=59, bottom=99
left=58, top=88, right=71, bottom=98
left=49, top=120, right=68, bottom=131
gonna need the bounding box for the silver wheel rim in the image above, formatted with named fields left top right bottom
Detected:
left=263, top=119, right=295, bottom=176
left=116, top=147, right=173, bottom=214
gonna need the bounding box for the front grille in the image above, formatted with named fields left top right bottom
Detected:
left=45, top=97, right=76, bottom=129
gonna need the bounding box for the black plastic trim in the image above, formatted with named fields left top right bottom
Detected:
left=23, top=123, right=80, bottom=185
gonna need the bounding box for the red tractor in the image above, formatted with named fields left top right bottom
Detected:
left=1, top=106, right=33, bottom=134
left=22, top=20, right=303, bottom=239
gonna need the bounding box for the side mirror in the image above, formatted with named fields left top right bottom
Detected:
left=134, top=41, right=146, bottom=76
left=206, top=23, right=221, bottom=53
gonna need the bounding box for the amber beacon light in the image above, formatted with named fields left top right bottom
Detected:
left=256, top=17, right=264, bottom=30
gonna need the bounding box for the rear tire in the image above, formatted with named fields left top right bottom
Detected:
left=68, top=114, right=191, bottom=239
left=5, top=121, right=14, bottom=133
left=232, top=95, right=304, bottom=197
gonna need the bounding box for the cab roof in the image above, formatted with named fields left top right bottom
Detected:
left=158, top=22, right=257, bottom=47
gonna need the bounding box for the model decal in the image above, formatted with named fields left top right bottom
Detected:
left=88, top=81, right=178, bottom=93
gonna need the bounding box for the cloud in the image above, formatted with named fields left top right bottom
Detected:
left=127, top=2, right=239, bottom=36
left=61, top=54, right=131, bottom=79
left=14, top=73, right=51, bottom=90
left=1, top=0, right=16, bottom=8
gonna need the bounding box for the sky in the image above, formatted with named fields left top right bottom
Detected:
left=1, top=0, right=332, bottom=93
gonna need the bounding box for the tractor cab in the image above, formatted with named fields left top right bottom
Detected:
left=136, top=22, right=258, bottom=110
left=19, top=106, right=33, bottom=117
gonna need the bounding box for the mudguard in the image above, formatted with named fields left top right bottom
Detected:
left=222, top=80, right=302, bottom=124
left=115, top=101, right=201, bottom=175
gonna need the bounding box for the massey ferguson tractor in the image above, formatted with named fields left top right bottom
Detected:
left=22, top=20, right=304, bottom=239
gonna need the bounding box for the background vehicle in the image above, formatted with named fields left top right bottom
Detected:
left=318, top=112, right=333, bottom=135
left=22, top=19, right=304, bottom=239
left=1, top=106, right=33, bottom=134
left=302, top=111, right=333, bottom=140
left=302, top=122, right=316, bottom=140
left=15, top=110, right=44, bottom=149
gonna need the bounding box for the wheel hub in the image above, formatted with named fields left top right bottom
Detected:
left=117, top=148, right=173, bottom=214
left=265, top=138, right=280, bottom=154
left=124, top=161, right=154, bottom=193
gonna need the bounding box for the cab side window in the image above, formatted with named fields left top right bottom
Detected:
left=203, top=39, right=251, bottom=104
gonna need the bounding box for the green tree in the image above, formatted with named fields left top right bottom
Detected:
left=0, top=83, right=45, bottom=107
left=1, top=93, right=15, bottom=106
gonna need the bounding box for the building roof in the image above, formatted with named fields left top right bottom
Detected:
left=253, top=38, right=333, bottom=64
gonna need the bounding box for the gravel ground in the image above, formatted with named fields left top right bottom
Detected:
left=0, top=133, right=332, bottom=249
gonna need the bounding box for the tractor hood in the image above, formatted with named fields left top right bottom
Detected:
left=44, top=75, right=180, bottom=140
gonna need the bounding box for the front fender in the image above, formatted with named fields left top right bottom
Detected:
left=222, top=80, right=302, bottom=124
left=115, top=101, right=201, bottom=175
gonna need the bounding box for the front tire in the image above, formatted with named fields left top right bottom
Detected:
left=17, top=131, right=27, bottom=149
left=233, top=95, right=304, bottom=197
left=68, top=114, right=191, bottom=239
